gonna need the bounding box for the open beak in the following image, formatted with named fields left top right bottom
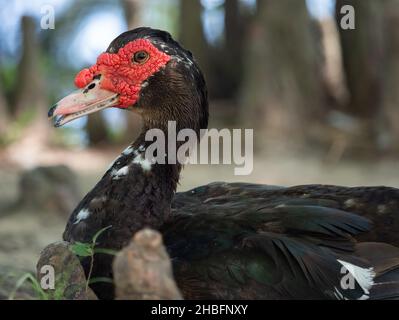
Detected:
left=48, top=76, right=119, bottom=127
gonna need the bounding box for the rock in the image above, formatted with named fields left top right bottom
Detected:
left=36, top=241, right=97, bottom=300
left=113, top=228, right=182, bottom=300
left=17, top=165, right=80, bottom=216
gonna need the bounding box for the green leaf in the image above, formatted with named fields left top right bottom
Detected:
left=92, top=225, right=112, bottom=245
left=69, top=225, right=114, bottom=292
left=93, top=248, right=118, bottom=256
left=9, top=273, right=48, bottom=300
left=70, top=242, right=93, bottom=257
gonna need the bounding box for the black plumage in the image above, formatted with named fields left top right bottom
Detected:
left=167, top=183, right=399, bottom=299
left=59, top=28, right=399, bottom=300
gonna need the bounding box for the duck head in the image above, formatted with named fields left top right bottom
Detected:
left=48, top=27, right=208, bottom=134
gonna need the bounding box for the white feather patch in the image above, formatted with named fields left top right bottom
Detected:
left=109, top=146, right=135, bottom=169
left=111, top=165, right=130, bottom=180
left=122, top=145, right=135, bottom=156
left=337, top=259, right=375, bottom=294
left=141, top=81, right=148, bottom=88
left=132, top=154, right=153, bottom=172
left=74, top=209, right=90, bottom=224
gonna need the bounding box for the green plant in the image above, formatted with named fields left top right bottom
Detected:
left=70, top=225, right=117, bottom=293
left=8, top=273, right=48, bottom=300
left=8, top=226, right=117, bottom=300
left=9, top=226, right=118, bottom=300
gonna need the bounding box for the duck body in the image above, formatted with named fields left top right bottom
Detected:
left=51, top=27, right=399, bottom=300
left=166, top=182, right=399, bottom=299
left=64, top=159, right=399, bottom=300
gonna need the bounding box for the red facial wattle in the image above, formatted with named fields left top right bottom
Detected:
left=74, top=39, right=171, bottom=108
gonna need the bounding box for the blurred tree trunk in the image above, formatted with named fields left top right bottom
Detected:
left=335, top=0, right=384, bottom=151
left=86, top=113, right=109, bottom=146
left=225, top=0, right=241, bottom=58
left=382, top=0, right=399, bottom=152
left=179, top=0, right=209, bottom=80
left=0, top=84, right=9, bottom=136
left=14, top=16, right=47, bottom=116
left=4, top=16, right=52, bottom=164
left=13, top=16, right=49, bottom=146
left=122, top=0, right=143, bottom=29
left=220, top=0, right=246, bottom=98
left=212, top=1, right=254, bottom=99
left=240, top=0, right=324, bottom=149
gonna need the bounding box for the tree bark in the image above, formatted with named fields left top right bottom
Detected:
left=220, top=0, right=247, bottom=98
left=122, top=0, right=143, bottom=29
left=179, top=0, right=209, bottom=80
left=86, top=112, right=109, bottom=146
left=14, top=16, right=47, bottom=116
left=240, top=0, right=324, bottom=149
left=7, top=16, right=51, bottom=153
left=225, top=0, right=241, bottom=57
left=335, top=0, right=384, bottom=150
left=0, top=82, right=9, bottom=137
left=381, top=0, right=399, bottom=152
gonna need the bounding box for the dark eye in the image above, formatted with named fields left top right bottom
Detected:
left=133, top=51, right=149, bottom=64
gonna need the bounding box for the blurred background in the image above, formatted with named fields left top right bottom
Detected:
left=1, top=0, right=399, bottom=285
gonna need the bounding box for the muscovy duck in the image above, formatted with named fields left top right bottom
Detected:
left=48, top=27, right=399, bottom=300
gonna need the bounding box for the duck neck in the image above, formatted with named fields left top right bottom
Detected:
left=107, top=124, right=183, bottom=229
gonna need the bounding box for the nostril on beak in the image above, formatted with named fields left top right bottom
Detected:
left=48, top=103, right=57, bottom=117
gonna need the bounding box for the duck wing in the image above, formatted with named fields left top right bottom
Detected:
left=166, top=182, right=399, bottom=299
left=173, top=182, right=399, bottom=246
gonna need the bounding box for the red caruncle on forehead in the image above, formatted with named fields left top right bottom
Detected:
left=74, top=39, right=171, bottom=107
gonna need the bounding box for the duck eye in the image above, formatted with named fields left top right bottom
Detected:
left=133, top=51, right=149, bottom=64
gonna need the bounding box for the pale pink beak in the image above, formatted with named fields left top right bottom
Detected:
left=48, top=76, right=119, bottom=127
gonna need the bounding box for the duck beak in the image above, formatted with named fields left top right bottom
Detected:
left=48, top=76, right=119, bottom=127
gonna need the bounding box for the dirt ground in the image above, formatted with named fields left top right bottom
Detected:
left=1, top=146, right=399, bottom=272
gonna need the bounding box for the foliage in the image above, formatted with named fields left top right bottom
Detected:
left=70, top=225, right=117, bottom=293
left=8, top=226, right=117, bottom=300
left=8, top=273, right=48, bottom=300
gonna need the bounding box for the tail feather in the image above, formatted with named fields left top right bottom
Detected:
left=353, top=242, right=399, bottom=300
left=370, top=281, right=399, bottom=300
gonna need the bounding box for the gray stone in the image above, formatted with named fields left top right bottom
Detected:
left=113, top=228, right=182, bottom=300
left=36, top=241, right=97, bottom=300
